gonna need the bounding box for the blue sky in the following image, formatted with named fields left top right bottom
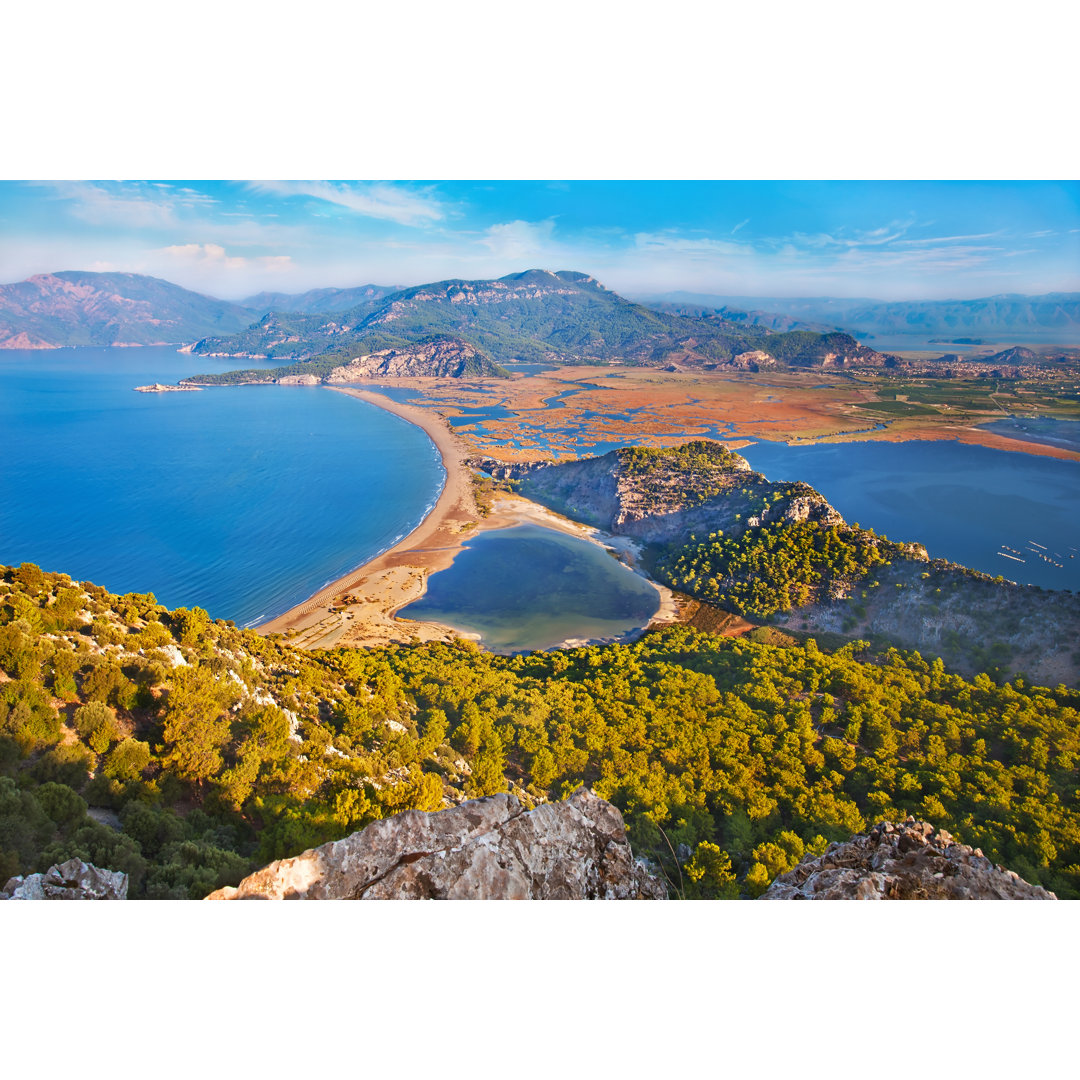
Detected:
left=1, top=180, right=1077, bottom=301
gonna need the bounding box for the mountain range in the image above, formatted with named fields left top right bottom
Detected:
left=0, top=271, right=254, bottom=348
left=642, top=291, right=1080, bottom=343
left=187, top=269, right=890, bottom=371
left=2, top=268, right=1076, bottom=366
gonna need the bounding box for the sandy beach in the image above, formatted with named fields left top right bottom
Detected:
left=256, top=387, right=678, bottom=651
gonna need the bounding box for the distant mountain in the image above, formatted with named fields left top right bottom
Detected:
left=0, top=271, right=256, bottom=349
left=191, top=269, right=893, bottom=370
left=240, top=283, right=397, bottom=316
left=641, top=291, right=1080, bottom=343
left=647, top=299, right=837, bottom=334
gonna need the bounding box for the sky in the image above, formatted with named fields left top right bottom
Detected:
left=1, top=180, right=1077, bottom=303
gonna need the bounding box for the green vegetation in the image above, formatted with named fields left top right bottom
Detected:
left=659, top=521, right=907, bottom=617
left=617, top=441, right=745, bottom=507
left=190, top=271, right=889, bottom=373
left=2, top=562, right=1078, bottom=899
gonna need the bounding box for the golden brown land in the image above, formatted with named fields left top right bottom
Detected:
left=318, top=366, right=1080, bottom=464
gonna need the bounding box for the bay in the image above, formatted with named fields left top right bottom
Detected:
left=0, top=347, right=444, bottom=626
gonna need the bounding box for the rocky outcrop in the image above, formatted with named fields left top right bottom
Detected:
left=207, top=788, right=666, bottom=900
left=761, top=819, right=1056, bottom=900
left=2, top=859, right=129, bottom=900
left=326, top=337, right=508, bottom=380
left=485, top=441, right=843, bottom=545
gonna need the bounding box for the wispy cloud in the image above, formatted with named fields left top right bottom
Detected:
left=245, top=181, right=445, bottom=226
left=633, top=232, right=751, bottom=258
left=731, top=218, right=750, bottom=234
left=36, top=181, right=216, bottom=228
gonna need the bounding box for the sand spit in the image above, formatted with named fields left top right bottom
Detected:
left=256, top=388, right=677, bottom=652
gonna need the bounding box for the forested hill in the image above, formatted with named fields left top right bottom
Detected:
left=188, top=269, right=894, bottom=370
left=1, top=562, right=1078, bottom=899
left=483, top=441, right=1080, bottom=685
left=0, top=271, right=255, bottom=349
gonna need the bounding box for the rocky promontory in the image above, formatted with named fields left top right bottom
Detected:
left=325, top=337, right=509, bottom=380
left=207, top=788, right=666, bottom=900
left=479, top=440, right=844, bottom=545
left=762, top=818, right=1056, bottom=900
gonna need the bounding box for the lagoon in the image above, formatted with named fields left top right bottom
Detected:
left=399, top=523, right=661, bottom=652
left=739, top=438, right=1080, bottom=591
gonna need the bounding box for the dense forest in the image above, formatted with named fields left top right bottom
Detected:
left=659, top=520, right=910, bottom=617
left=2, top=563, right=1077, bottom=899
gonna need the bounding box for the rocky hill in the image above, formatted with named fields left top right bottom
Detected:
left=207, top=788, right=665, bottom=900
left=762, top=818, right=1056, bottom=899
left=188, top=269, right=895, bottom=371
left=481, top=440, right=843, bottom=545
left=0, top=271, right=254, bottom=348
left=483, top=440, right=1080, bottom=684
left=325, top=338, right=509, bottom=380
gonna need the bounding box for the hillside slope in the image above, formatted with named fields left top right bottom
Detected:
left=2, top=562, right=1078, bottom=898
left=0, top=271, right=255, bottom=348
left=189, top=269, right=894, bottom=370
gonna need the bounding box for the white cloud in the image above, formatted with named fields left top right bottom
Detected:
left=481, top=219, right=557, bottom=259
left=159, top=242, right=291, bottom=273
left=246, top=181, right=445, bottom=226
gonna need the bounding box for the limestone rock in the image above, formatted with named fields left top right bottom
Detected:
left=2, top=859, right=128, bottom=900
left=207, top=788, right=666, bottom=900
left=761, top=818, right=1056, bottom=900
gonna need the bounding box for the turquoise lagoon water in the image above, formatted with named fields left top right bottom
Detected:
left=0, top=348, right=445, bottom=626
left=399, top=523, right=661, bottom=652
left=739, top=438, right=1080, bottom=591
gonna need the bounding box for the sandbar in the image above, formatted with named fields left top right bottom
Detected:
left=256, top=387, right=678, bottom=651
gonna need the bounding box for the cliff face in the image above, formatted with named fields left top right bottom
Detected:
left=326, top=338, right=508, bottom=380
left=483, top=441, right=843, bottom=545
left=207, top=789, right=666, bottom=900
left=762, top=819, right=1056, bottom=900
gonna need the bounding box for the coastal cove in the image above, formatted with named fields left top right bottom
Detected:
left=0, top=348, right=446, bottom=627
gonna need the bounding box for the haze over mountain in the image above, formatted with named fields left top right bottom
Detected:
left=190, top=268, right=890, bottom=370
left=240, top=284, right=397, bottom=316
left=0, top=271, right=255, bottom=349
left=641, top=291, right=1080, bottom=344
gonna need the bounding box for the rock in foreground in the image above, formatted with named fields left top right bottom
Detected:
left=762, top=818, right=1056, bottom=900
left=207, top=788, right=666, bottom=900
left=2, top=859, right=129, bottom=900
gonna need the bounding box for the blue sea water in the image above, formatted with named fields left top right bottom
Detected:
left=739, top=439, right=1080, bottom=591
left=0, top=347, right=444, bottom=626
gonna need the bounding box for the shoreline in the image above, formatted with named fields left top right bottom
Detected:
left=256, top=387, right=679, bottom=652
left=256, top=387, right=478, bottom=641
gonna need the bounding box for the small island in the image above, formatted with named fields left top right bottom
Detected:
left=133, top=383, right=202, bottom=393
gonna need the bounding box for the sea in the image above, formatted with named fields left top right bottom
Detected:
left=0, top=347, right=444, bottom=627
left=3, top=347, right=1078, bottom=638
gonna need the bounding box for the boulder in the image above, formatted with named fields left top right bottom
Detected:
left=207, top=788, right=666, bottom=900
left=761, top=818, right=1056, bottom=900
left=2, top=859, right=128, bottom=900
